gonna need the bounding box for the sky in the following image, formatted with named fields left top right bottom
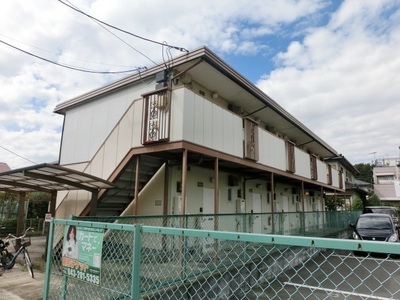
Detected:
left=0, top=0, right=399, bottom=170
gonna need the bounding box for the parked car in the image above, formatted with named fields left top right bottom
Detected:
left=362, top=206, right=399, bottom=225
left=351, top=213, right=399, bottom=242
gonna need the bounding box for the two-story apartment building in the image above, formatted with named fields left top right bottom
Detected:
left=53, top=46, right=357, bottom=228
left=373, top=157, right=400, bottom=203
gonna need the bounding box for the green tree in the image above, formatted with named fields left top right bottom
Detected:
left=351, top=197, right=363, bottom=210
left=366, top=193, right=380, bottom=206
left=0, top=192, right=18, bottom=219
left=325, top=195, right=345, bottom=211
left=26, top=192, right=50, bottom=218
left=354, top=163, right=374, bottom=184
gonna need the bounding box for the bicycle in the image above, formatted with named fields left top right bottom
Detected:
left=0, top=227, right=34, bottom=278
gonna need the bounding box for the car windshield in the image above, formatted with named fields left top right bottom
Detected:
left=367, top=208, right=398, bottom=218
left=382, top=211, right=397, bottom=219
left=357, top=217, right=392, bottom=230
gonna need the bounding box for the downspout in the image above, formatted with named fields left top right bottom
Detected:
left=181, top=149, right=188, bottom=219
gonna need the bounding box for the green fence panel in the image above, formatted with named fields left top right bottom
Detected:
left=45, top=217, right=400, bottom=300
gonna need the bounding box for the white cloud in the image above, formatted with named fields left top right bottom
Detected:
left=257, top=0, right=400, bottom=164
left=1, top=0, right=399, bottom=169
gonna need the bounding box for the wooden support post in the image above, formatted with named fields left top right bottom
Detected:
left=17, top=192, right=26, bottom=236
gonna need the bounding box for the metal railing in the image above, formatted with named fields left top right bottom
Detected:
left=44, top=218, right=400, bottom=300
left=0, top=218, right=48, bottom=236
left=73, top=210, right=361, bottom=237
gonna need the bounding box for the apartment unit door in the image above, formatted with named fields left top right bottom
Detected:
left=202, top=188, right=215, bottom=252
left=252, top=193, right=262, bottom=233
left=282, top=196, right=290, bottom=234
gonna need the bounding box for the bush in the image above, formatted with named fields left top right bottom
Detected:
left=0, top=218, right=17, bottom=236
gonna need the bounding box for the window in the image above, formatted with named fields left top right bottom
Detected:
left=377, top=175, right=395, bottom=184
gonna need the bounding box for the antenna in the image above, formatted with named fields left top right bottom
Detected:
left=368, top=151, right=377, bottom=163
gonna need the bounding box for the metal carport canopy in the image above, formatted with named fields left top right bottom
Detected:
left=0, top=163, right=114, bottom=193
left=0, top=163, right=115, bottom=234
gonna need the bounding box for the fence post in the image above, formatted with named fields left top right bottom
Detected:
left=43, top=218, right=55, bottom=300
left=131, top=224, right=142, bottom=299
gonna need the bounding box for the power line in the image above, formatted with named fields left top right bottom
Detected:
left=0, top=33, right=140, bottom=69
left=0, top=145, right=37, bottom=165
left=58, top=0, right=189, bottom=52
left=63, top=0, right=159, bottom=66
left=0, top=39, right=145, bottom=74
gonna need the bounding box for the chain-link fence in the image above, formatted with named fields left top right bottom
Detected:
left=73, top=210, right=361, bottom=237
left=44, top=218, right=400, bottom=300
left=0, top=218, right=48, bottom=236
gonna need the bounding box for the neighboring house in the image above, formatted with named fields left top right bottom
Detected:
left=344, top=179, right=372, bottom=209
left=373, top=157, right=400, bottom=203
left=53, top=46, right=357, bottom=228
left=0, top=162, right=11, bottom=173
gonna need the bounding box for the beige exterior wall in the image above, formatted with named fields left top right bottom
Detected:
left=56, top=84, right=340, bottom=218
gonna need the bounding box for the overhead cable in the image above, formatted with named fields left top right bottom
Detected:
left=58, top=0, right=189, bottom=52
left=63, top=0, right=158, bottom=66
left=0, top=33, right=139, bottom=69
left=0, top=39, right=145, bottom=74
left=0, top=145, right=37, bottom=165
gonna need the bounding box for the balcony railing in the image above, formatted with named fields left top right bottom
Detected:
left=142, top=87, right=171, bottom=144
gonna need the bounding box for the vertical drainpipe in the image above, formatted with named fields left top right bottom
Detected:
left=320, top=186, right=324, bottom=211
left=214, top=157, right=219, bottom=230
left=301, top=181, right=305, bottom=212
left=271, top=173, right=275, bottom=233
left=134, top=155, right=140, bottom=215
left=162, top=162, right=169, bottom=252
left=271, top=173, right=275, bottom=212
left=181, top=149, right=188, bottom=217
left=163, top=161, right=169, bottom=216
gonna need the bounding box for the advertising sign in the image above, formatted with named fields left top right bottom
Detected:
left=61, top=225, right=104, bottom=285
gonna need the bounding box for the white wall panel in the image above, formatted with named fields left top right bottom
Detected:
left=258, top=130, right=286, bottom=170
left=171, top=88, right=242, bottom=157
left=222, top=111, right=234, bottom=154
left=332, top=168, right=339, bottom=187
left=118, top=105, right=134, bottom=161
left=232, top=118, right=243, bottom=157
left=90, top=147, right=105, bottom=178
left=317, top=160, right=327, bottom=184
left=193, top=94, right=204, bottom=144
left=60, top=84, right=146, bottom=165
left=203, top=99, right=213, bottom=147
left=212, top=105, right=224, bottom=151
left=170, top=89, right=185, bottom=141
left=102, top=128, right=119, bottom=178
left=295, top=148, right=311, bottom=178
left=182, top=90, right=195, bottom=141
left=132, top=100, right=143, bottom=147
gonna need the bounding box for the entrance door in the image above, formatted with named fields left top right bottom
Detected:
left=282, top=196, right=290, bottom=234
left=252, top=193, right=262, bottom=233
left=202, top=188, right=215, bottom=252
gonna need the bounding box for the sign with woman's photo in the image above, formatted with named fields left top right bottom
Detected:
left=61, top=225, right=104, bottom=285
